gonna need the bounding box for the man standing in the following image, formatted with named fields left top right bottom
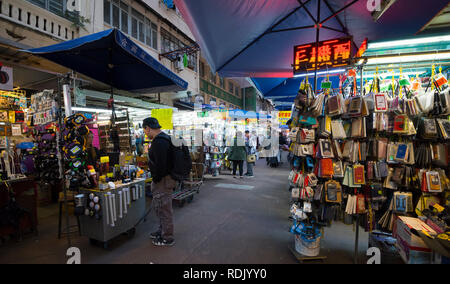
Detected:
left=143, top=117, right=176, bottom=246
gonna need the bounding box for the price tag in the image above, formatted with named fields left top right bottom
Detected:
left=100, top=156, right=110, bottom=163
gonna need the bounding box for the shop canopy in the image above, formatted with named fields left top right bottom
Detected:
left=23, top=28, right=188, bottom=93
left=175, top=0, right=447, bottom=78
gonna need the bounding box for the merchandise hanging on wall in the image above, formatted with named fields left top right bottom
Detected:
left=287, top=66, right=450, bottom=259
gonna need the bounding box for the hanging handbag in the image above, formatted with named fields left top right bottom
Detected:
left=247, top=154, right=256, bottom=163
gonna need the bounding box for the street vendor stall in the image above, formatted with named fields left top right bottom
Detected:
left=22, top=28, right=188, bottom=247
left=78, top=178, right=146, bottom=248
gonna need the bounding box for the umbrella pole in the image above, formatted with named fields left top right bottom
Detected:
left=59, top=74, right=72, bottom=248
left=313, top=0, right=321, bottom=94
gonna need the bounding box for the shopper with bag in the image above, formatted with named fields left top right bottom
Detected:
left=143, top=117, right=176, bottom=247
left=228, top=131, right=247, bottom=179
left=244, top=130, right=257, bottom=178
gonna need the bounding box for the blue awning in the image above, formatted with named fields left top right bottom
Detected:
left=23, top=29, right=188, bottom=93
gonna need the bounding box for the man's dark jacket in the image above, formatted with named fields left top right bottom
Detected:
left=148, top=132, right=173, bottom=183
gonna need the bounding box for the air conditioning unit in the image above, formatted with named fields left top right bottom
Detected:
left=175, top=56, right=184, bottom=72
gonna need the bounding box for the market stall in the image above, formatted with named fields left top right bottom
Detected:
left=286, top=34, right=450, bottom=264
left=21, top=28, right=189, bottom=247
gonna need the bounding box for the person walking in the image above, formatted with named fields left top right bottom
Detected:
left=143, top=117, right=176, bottom=247
left=244, top=130, right=256, bottom=178
left=228, top=131, right=246, bottom=179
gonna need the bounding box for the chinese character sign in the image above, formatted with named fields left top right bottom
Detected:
left=278, top=111, right=292, bottom=125
left=356, top=38, right=368, bottom=58
left=294, top=37, right=352, bottom=74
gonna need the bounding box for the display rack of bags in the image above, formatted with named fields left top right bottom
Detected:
left=288, top=68, right=450, bottom=239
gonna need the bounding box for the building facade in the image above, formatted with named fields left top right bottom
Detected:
left=198, top=55, right=245, bottom=110
left=0, top=0, right=200, bottom=106
left=0, top=0, right=271, bottom=111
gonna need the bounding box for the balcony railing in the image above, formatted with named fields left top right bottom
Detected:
left=0, top=0, right=79, bottom=42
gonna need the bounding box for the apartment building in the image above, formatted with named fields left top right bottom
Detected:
left=197, top=55, right=245, bottom=110
left=0, top=0, right=200, bottom=106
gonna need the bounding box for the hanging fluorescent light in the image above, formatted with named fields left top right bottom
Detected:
left=72, top=107, right=112, bottom=113
left=366, top=52, right=450, bottom=65
left=293, top=69, right=346, bottom=78
left=368, top=35, right=450, bottom=49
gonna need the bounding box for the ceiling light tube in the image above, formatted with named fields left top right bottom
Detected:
left=72, top=107, right=112, bottom=114
left=368, top=35, right=450, bottom=49
left=366, top=52, right=450, bottom=65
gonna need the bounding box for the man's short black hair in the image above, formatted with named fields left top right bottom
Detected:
left=245, top=130, right=250, bottom=134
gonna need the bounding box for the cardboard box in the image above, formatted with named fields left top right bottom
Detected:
left=394, top=216, right=436, bottom=264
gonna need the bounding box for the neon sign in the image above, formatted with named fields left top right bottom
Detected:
left=293, top=37, right=352, bottom=74
left=356, top=38, right=368, bottom=58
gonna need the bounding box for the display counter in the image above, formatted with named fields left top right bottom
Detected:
left=0, top=177, right=38, bottom=239
left=79, top=178, right=146, bottom=247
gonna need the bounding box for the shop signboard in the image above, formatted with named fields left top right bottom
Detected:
left=293, top=37, right=352, bottom=74
left=0, top=65, right=13, bottom=91
left=278, top=111, right=291, bottom=126
left=151, top=108, right=173, bottom=130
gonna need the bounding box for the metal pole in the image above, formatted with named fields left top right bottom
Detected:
left=63, top=84, right=72, bottom=117
left=126, top=109, right=133, bottom=154
left=59, top=76, right=71, bottom=247
left=354, top=214, right=360, bottom=264
left=314, top=0, right=321, bottom=94
left=360, top=67, right=364, bottom=96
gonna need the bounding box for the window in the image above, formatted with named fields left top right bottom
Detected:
left=104, top=2, right=158, bottom=50
left=112, top=3, right=120, bottom=28
left=104, top=0, right=111, bottom=24
left=219, top=77, right=224, bottom=89
left=120, top=2, right=129, bottom=33
left=28, top=0, right=66, bottom=17
left=210, top=71, right=215, bottom=83
left=235, top=87, right=240, bottom=97
left=228, top=82, right=234, bottom=93
left=187, top=53, right=197, bottom=72
left=131, top=9, right=145, bottom=42
left=200, top=62, right=205, bottom=78
left=104, top=0, right=127, bottom=30
left=149, top=22, right=158, bottom=50
left=161, top=28, right=178, bottom=53
left=161, top=28, right=197, bottom=71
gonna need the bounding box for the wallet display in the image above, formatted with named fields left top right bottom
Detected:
left=288, top=79, right=450, bottom=233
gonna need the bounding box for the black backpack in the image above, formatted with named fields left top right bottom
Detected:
left=159, top=136, right=192, bottom=181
